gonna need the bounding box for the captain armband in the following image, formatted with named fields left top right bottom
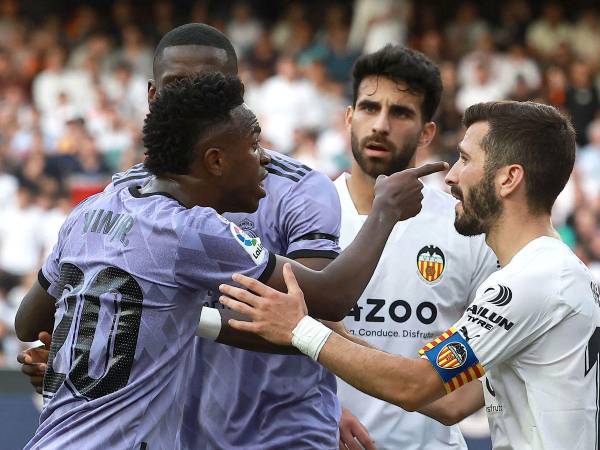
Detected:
left=418, top=327, right=485, bottom=394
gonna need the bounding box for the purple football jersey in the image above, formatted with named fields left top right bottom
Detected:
left=107, top=151, right=343, bottom=449
left=26, top=186, right=274, bottom=450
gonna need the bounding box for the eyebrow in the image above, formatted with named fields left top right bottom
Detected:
left=357, top=99, right=416, bottom=117
left=457, top=143, right=470, bottom=156
left=357, top=99, right=380, bottom=109
left=390, top=104, right=416, bottom=116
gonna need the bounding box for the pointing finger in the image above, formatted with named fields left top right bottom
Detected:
left=412, top=161, right=449, bottom=178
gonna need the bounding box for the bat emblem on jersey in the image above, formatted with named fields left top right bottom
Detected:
left=417, top=245, right=445, bottom=283
left=436, top=342, right=467, bottom=369
left=483, top=285, right=512, bottom=307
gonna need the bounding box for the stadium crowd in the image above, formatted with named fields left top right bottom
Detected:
left=0, top=0, right=599, bottom=369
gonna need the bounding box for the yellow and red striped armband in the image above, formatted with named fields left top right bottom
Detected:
left=418, top=327, right=485, bottom=394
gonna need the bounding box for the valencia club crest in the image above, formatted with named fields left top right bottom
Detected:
left=417, top=245, right=445, bottom=283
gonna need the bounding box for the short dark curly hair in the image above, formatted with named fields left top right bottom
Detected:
left=352, top=45, right=442, bottom=122
left=153, top=23, right=238, bottom=78
left=142, top=73, right=244, bottom=176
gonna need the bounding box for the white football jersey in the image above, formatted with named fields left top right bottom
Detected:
left=440, top=236, right=600, bottom=450
left=334, top=173, right=498, bottom=450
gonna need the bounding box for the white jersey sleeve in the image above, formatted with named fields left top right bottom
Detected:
left=455, top=270, right=570, bottom=371
left=420, top=253, right=569, bottom=392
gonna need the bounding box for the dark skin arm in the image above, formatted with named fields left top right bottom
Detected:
left=220, top=264, right=447, bottom=412
left=215, top=257, right=333, bottom=353
left=15, top=257, right=335, bottom=392
left=14, top=281, right=55, bottom=342
left=252, top=163, right=449, bottom=321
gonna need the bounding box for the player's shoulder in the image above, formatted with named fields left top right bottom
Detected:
left=492, top=237, right=588, bottom=305
left=106, top=163, right=152, bottom=192
left=265, top=150, right=335, bottom=194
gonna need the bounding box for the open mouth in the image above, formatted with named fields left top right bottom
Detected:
left=364, top=141, right=390, bottom=157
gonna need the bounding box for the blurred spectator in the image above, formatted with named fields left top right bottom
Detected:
left=251, top=56, right=319, bottom=153
left=148, top=0, right=176, bottom=43
left=68, top=33, right=113, bottom=73
left=457, top=32, right=505, bottom=89
left=226, top=1, right=263, bottom=58
left=349, top=0, right=409, bottom=53
left=456, top=58, right=507, bottom=112
left=112, top=24, right=153, bottom=78
left=445, top=2, right=489, bottom=58
left=434, top=61, right=462, bottom=154
left=499, top=43, right=541, bottom=97
left=246, top=31, right=278, bottom=83
left=0, top=182, right=43, bottom=295
left=419, top=29, right=445, bottom=63
left=570, top=9, right=600, bottom=67
left=65, top=5, right=99, bottom=46
left=493, top=0, right=531, bottom=50
left=316, top=112, right=351, bottom=178
left=322, top=21, right=360, bottom=84
left=271, top=1, right=307, bottom=52
left=577, top=118, right=600, bottom=198
left=526, top=2, right=571, bottom=60
left=542, top=65, right=568, bottom=109
left=101, top=60, right=148, bottom=122
left=565, top=61, right=599, bottom=146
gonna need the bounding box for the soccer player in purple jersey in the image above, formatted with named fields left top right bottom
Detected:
left=15, top=71, right=446, bottom=448
left=19, top=24, right=350, bottom=449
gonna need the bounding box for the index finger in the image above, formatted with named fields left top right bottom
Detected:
left=231, top=272, right=275, bottom=297
left=411, top=161, right=449, bottom=178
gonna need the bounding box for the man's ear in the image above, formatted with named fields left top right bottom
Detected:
left=417, top=121, right=437, bottom=148
left=344, top=105, right=354, bottom=133
left=497, top=164, right=525, bottom=199
left=203, top=147, right=225, bottom=176
left=148, top=80, right=156, bottom=103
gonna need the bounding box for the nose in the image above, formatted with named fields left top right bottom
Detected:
left=371, top=109, right=390, bottom=135
left=445, top=161, right=459, bottom=187
left=259, top=146, right=271, bottom=166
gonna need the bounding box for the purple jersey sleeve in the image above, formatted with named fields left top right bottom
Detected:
left=280, top=169, right=341, bottom=259
left=174, top=209, right=275, bottom=291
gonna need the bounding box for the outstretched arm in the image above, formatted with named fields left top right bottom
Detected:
left=220, top=263, right=449, bottom=411
left=418, top=379, right=484, bottom=425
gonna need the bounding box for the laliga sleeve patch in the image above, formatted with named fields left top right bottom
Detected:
left=229, top=222, right=267, bottom=265
left=418, top=327, right=485, bottom=394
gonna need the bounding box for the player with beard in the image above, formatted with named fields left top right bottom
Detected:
left=331, top=45, right=497, bottom=449
left=220, top=100, right=600, bottom=450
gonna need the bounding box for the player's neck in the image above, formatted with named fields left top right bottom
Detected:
left=140, top=176, right=218, bottom=210
left=486, top=210, right=557, bottom=267
left=346, top=162, right=376, bottom=214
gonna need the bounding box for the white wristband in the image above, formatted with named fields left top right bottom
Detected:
left=197, top=307, right=222, bottom=341
left=291, top=316, right=333, bottom=361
